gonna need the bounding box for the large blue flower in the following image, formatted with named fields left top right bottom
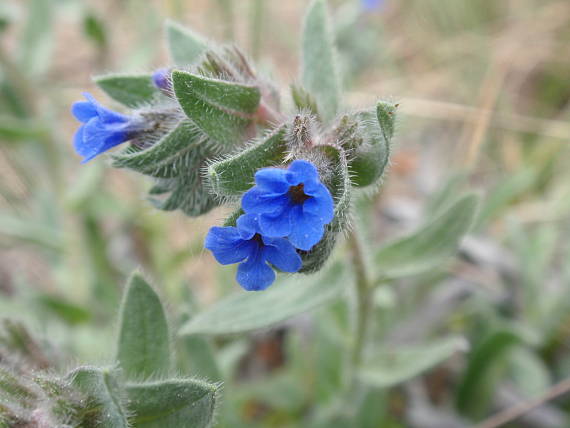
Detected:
left=71, top=92, right=143, bottom=163
left=241, top=160, right=334, bottom=251
left=204, top=213, right=302, bottom=291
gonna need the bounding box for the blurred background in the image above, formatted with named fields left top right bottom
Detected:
left=1, top=0, right=570, bottom=427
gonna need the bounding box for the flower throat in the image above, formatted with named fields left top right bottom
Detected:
left=288, top=183, right=310, bottom=204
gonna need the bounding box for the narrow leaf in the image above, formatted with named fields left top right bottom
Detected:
left=117, top=272, right=170, bottom=379
left=180, top=263, right=346, bottom=335
left=126, top=379, right=219, bottom=428
left=112, top=120, right=205, bottom=178
left=172, top=70, right=261, bottom=145
left=0, top=116, right=46, bottom=142
left=301, top=0, right=341, bottom=122
left=374, top=193, right=479, bottom=281
left=19, top=0, right=53, bottom=76
left=69, top=367, right=129, bottom=428
left=207, top=126, right=288, bottom=196
left=95, top=74, right=159, bottom=108
left=359, top=337, right=467, bottom=388
left=166, top=20, right=208, bottom=66
left=456, top=329, right=522, bottom=418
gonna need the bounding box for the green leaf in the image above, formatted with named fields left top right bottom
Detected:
left=207, top=126, right=288, bottom=196
left=69, top=367, right=129, bottom=428
left=359, top=336, right=467, bottom=388
left=301, top=0, right=341, bottom=122
left=456, top=329, right=522, bottom=418
left=374, top=193, right=479, bottom=281
left=83, top=12, right=107, bottom=49
left=116, top=272, right=170, bottom=379
left=126, top=378, right=219, bottom=427
left=476, top=168, right=537, bottom=229
left=348, top=102, right=394, bottom=187
left=177, top=334, right=221, bottom=381
left=172, top=71, right=261, bottom=146
left=112, top=120, right=205, bottom=178
left=291, top=84, right=320, bottom=119
left=19, top=0, right=53, bottom=76
left=36, top=294, right=91, bottom=325
left=166, top=20, right=208, bottom=66
left=0, top=214, right=61, bottom=251
left=0, top=116, right=46, bottom=142
left=148, top=160, right=219, bottom=217
left=95, top=74, right=159, bottom=108
left=180, top=263, right=346, bottom=336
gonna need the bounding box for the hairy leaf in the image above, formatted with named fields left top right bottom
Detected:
left=172, top=70, right=260, bottom=146
left=112, top=120, right=205, bottom=179
left=126, top=379, right=219, bottom=427
left=69, top=367, right=129, bottom=428
left=301, top=0, right=341, bottom=122
left=374, top=193, right=479, bottom=281
left=207, top=126, right=288, bottom=196
left=117, top=272, right=170, bottom=379
left=95, top=74, right=159, bottom=108
left=180, top=263, right=346, bottom=335
left=359, top=337, right=467, bottom=388
left=166, top=20, right=207, bottom=66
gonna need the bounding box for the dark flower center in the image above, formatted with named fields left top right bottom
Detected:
left=252, top=233, right=263, bottom=243
left=288, top=183, right=311, bottom=204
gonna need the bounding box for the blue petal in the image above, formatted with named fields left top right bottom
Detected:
left=79, top=118, right=129, bottom=160
left=83, top=92, right=130, bottom=125
left=303, top=183, right=334, bottom=224
left=262, top=237, right=302, bottom=272
left=287, top=160, right=319, bottom=185
left=236, top=246, right=275, bottom=291
left=73, top=125, right=86, bottom=152
left=204, top=226, right=241, bottom=250
left=236, top=213, right=261, bottom=240
left=288, top=205, right=325, bottom=251
left=242, top=187, right=289, bottom=215
left=254, top=168, right=291, bottom=193
left=71, top=101, right=97, bottom=122
left=205, top=226, right=253, bottom=265
left=258, top=207, right=293, bottom=238
left=362, top=0, right=384, bottom=11
left=212, top=241, right=254, bottom=265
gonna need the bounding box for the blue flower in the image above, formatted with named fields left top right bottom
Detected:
left=241, top=160, right=334, bottom=251
left=71, top=92, right=143, bottom=163
left=362, top=0, right=385, bottom=11
left=205, top=214, right=302, bottom=291
left=152, top=68, right=172, bottom=92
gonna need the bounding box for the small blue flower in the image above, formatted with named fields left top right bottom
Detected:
left=241, top=160, right=334, bottom=251
left=71, top=92, right=143, bottom=163
left=152, top=68, right=172, bottom=92
left=205, top=214, right=302, bottom=291
left=362, top=0, right=385, bottom=11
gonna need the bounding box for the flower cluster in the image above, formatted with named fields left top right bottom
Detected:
left=205, top=160, right=334, bottom=291
left=72, top=93, right=144, bottom=163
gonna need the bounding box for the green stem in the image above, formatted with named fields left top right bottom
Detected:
left=348, top=228, right=372, bottom=373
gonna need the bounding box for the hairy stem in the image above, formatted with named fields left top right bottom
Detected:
left=348, top=228, right=372, bottom=374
